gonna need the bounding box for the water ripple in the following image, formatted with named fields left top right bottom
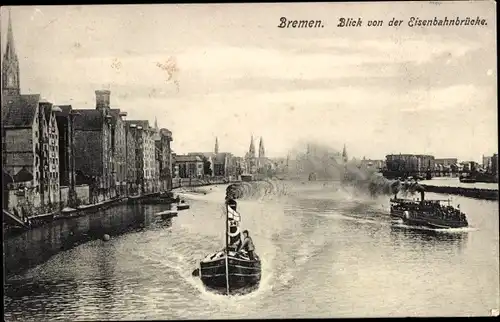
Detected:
left=4, top=182, right=499, bottom=320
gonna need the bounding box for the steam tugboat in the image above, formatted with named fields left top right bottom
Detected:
left=191, top=197, right=261, bottom=295
left=390, top=184, right=468, bottom=229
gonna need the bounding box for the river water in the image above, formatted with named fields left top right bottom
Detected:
left=420, top=177, right=498, bottom=191
left=3, top=181, right=499, bottom=319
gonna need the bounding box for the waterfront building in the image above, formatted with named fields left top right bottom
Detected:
left=435, top=158, right=458, bottom=168
left=124, top=121, right=138, bottom=194
left=2, top=96, right=59, bottom=212
left=54, top=105, right=79, bottom=206
left=360, top=158, right=384, bottom=170
left=188, top=152, right=215, bottom=176
left=73, top=90, right=116, bottom=202
left=152, top=118, right=161, bottom=191
left=109, top=108, right=128, bottom=196
left=188, top=138, right=236, bottom=178
left=434, top=158, right=458, bottom=176
left=491, top=154, right=498, bottom=176
left=232, top=156, right=244, bottom=177
left=156, top=128, right=173, bottom=191
left=482, top=155, right=493, bottom=172
left=461, top=161, right=480, bottom=173
left=40, top=100, right=61, bottom=206
left=172, top=156, right=180, bottom=179
left=174, top=155, right=204, bottom=178
left=126, top=120, right=156, bottom=193
left=385, top=154, right=435, bottom=174
left=1, top=13, right=60, bottom=213
left=214, top=152, right=233, bottom=177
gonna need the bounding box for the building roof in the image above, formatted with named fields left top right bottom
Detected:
left=54, top=105, right=73, bottom=117
left=160, top=128, right=172, bottom=136
left=174, top=155, right=202, bottom=163
left=72, top=109, right=103, bottom=130
left=42, top=103, right=53, bottom=122
left=214, top=152, right=231, bottom=163
left=188, top=152, right=215, bottom=159
left=126, top=120, right=151, bottom=131
left=107, top=108, right=127, bottom=126
left=13, top=167, right=34, bottom=183
left=1, top=94, right=40, bottom=128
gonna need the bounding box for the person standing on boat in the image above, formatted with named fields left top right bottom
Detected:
left=239, top=230, right=256, bottom=260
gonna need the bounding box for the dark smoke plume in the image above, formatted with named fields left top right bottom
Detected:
left=285, top=141, right=419, bottom=198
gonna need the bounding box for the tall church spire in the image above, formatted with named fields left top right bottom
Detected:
left=2, top=8, right=20, bottom=96
left=258, top=137, right=265, bottom=158
left=248, top=135, right=256, bottom=158
left=214, top=137, right=219, bottom=154
left=342, top=144, right=348, bottom=163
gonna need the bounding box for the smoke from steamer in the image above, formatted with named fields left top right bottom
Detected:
left=285, top=141, right=418, bottom=197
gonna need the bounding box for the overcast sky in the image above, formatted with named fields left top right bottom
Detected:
left=1, top=3, right=497, bottom=161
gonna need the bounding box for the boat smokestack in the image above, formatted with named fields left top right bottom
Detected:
left=226, top=197, right=237, bottom=211
left=414, top=184, right=425, bottom=202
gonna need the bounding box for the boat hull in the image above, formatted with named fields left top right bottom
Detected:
left=177, top=204, right=190, bottom=210
left=391, top=209, right=468, bottom=229
left=199, top=251, right=261, bottom=295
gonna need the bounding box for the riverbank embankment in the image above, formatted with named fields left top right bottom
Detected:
left=421, top=184, right=498, bottom=201
left=5, top=178, right=241, bottom=234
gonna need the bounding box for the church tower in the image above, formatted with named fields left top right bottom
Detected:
left=214, top=137, right=219, bottom=154
left=258, top=137, right=265, bottom=158
left=2, top=9, right=20, bottom=97
left=342, top=144, right=348, bottom=163
left=248, top=135, right=256, bottom=158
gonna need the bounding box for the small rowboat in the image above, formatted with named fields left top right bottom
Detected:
left=156, top=210, right=178, bottom=217
left=177, top=204, right=190, bottom=210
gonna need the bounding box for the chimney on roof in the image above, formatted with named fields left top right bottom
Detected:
left=95, top=90, right=111, bottom=110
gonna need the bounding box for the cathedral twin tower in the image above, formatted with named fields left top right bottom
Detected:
left=213, top=135, right=265, bottom=159
left=213, top=135, right=266, bottom=175
left=247, top=135, right=265, bottom=159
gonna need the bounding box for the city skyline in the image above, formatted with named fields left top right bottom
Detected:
left=1, top=4, right=497, bottom=161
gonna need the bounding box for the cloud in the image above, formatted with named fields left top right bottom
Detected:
left=4, top=4, right=496, bottom=161
left=107, top=82, right=495, bottom=159
left=399, top=84, right=489, bottom=112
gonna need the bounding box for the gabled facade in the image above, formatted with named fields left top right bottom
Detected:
left=1, top=12, right=63, bottom=212
left=73, top=90, right=116, bottom=202
left=174, top=155, right=203, bottom=178
left=124, top=121, right=138, bottom=194
left=2, top=95, right=40, bottom=187
left=40, top=101, right=60, bottom=205
left=2, top=95, right=61, bottom=211
left=109, top=108, right=128, bottom=195
left=126, top=120, right=156, bottom=194
left=157, top=128, right=173, bottom=191
left=55, top=105, right=78, bottom=205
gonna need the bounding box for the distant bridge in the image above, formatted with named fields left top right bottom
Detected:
left=381, top=169, right=487, bottom=180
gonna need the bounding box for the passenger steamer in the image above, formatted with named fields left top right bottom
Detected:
left=390, top=184, right=468, bottom=229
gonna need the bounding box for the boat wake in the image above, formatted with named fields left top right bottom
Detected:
left=142, top=179, right=477, bottom=309
left=391, top=222, right=478, bottom=233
